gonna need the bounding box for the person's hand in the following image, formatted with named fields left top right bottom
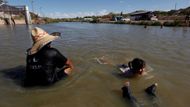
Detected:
left=64, top=67, right=72, bottom=75
left=63, top=59, right=74, bottom=75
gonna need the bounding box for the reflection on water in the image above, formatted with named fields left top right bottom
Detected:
left=2, top=65, right=25, bottom=86
left=0, top=23, right=190, bottom=107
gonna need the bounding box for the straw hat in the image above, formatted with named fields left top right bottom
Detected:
left=29, top=27, right=59, bottom=54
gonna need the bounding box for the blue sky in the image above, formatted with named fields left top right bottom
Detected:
left=8, top=0, right=190, bottom=18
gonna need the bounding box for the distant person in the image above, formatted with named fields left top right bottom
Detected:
left=24, top=27, right=74, bottom=86
left=118, top=58, right=146, bottom=77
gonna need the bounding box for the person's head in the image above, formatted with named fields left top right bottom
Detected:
left=128, top=58, right=146, bottom=75
left=30, top=27, right=59, bottom=54
left=44, top=32, right=61, bottom=48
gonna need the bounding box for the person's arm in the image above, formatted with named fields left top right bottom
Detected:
left=54, top=48, right=74, bottom=75
left=64, top=59, right=74, bottom=75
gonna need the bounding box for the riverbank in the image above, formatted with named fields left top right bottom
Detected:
left=0, top=19, right=25, bottom=25
left=1, top=18, right=190, bottom=27
left=42, top=19, right=190, bottom=27
left=125, top=20, right=190, bottom=27
left=90, top=20, right=190, bottom=27
left=0, top=18, right=46, bottom=25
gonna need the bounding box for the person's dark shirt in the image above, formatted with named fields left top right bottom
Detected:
left=25, top=45, right=67, bottom=86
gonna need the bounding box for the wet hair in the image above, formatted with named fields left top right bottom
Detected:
left=128, top=58, right=146, bottom=73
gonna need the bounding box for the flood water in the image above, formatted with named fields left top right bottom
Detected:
left=0, top=22, right=190, bottom=107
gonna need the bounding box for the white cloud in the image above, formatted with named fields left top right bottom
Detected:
left=97, top=9, right=109, bottom=16
left=44, top=9, right=109, bottom=18
left=119, top=1, right=125, bottom=4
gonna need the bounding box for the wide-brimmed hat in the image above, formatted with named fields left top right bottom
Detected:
left=29, top=27, right=59, bottom=54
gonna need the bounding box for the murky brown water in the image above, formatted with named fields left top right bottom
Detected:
left=0, top=23, right=190, bottom=107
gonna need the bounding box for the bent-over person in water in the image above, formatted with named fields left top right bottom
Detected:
left=119, top=58, right=146, bottom=77
left=24, top=27, right=74, bottom=86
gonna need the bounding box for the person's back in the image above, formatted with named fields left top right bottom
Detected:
left=24, top=27, right=73, bottom=86
left=25, top=45, right=68, bottom=85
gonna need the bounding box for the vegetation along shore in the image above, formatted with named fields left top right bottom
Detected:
left=0, top=3, right=190, bottom=27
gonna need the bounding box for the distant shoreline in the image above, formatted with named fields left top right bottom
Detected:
left=61, top=20, right=190, bottom=27
left=0, top=19, right=190, bottom=27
